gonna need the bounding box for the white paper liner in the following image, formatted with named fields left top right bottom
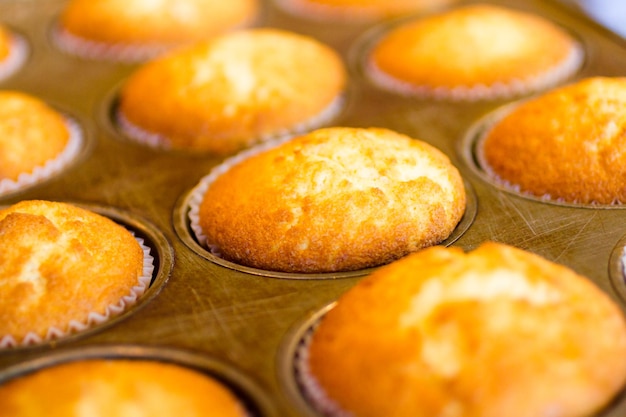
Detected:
left=366, top=41, right=584, bottom=101
left=0, top=33, right=28, bottom=81
left=187, top=135, right=295, bottom=255
left=294, top=319, right=353, bottom=417
left=473, top=104, right=624, bottom=206
left=117, top=94, right=344, bottom=152
left=622, top=247, right=626, bottom=281
left=0, top=116, right=83, bottom=196
left=0, top=236, right=155, bottom=348
left=53, top=27, right=173, bottom=63
left=52, top=11, right=258, bottom=63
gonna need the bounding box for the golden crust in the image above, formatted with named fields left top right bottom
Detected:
left=0, top=200, right=144, bottom=341
left=481, top=77, right=626, bottom=204
left=59, top=0, right=259, bottom=46
left=0, top=91, right=70, bottom=181
left=308, top=242, right=626, bottom=417
left=369, top=4, right=581, bottom=96
left=277, top=0, right=460, bottom=21
left=0, top=359, right=246, bottom=417
left=119, top=28, right=346, bottom=154
left=199, top=127, right=466, bottom=273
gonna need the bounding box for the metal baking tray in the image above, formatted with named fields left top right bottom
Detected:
left=2, top=0, right=626, bottom=415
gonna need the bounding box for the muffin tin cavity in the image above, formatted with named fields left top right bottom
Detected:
left=460, top=101, right=626, bottom=209
left=173, top=142, right=476, bottom=280
left=277, top=304, right=333, bottom=417
left=349, top=6, right=585, bottom=101
left=0, top=203, right=172, bottom=350
left=278, top=296, right=626, bottom=417
left=0, top=109, right=89, bottom=200
left=0, top=344, right=278, bottom=417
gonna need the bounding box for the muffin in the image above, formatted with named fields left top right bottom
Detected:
left=0, top=200, right=149, bottom=347
left=0, top=359, right=246, bottom=417
left=304, top=242, right=626, bottom=417
left=367, top=4, right=583, bottom=100
left=193, top=127, right=466, bottom=273
left=479, top=77, right=626, bottom=205
left=275, top=0, right=460, bottom=22
left=0, top=24, right=27, bottom=81
left=56, top=0, right=259, bottom=61
left=118, top=28, right=346, bottom=154
left=0, top=25, right=10, bottom=63
left=0, top=91, right=82, bottom=196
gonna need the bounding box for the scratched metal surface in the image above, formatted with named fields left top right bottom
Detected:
left=2, top=0, right=626, bottom=415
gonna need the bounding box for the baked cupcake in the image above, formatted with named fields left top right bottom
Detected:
left=0, top=91, right=82, bottom=197
left=0, top=359, right=246, bottom=416
left=479, top=77, right=626, bottom=205
left=303, top=242, right=626, bottom=417
left=275, top=0, right=459, bottom=22
left=191, top=127, right=466, bottom=273
left=0, top=24, right=27, bottom=81
left=118, top=28, right=346, bottom=154
left=56, top=0, right=259, bottom=61
left=0, top=200, right=151, bottom=347
left=0, top=25, right=10, bottom=64
left=366, top=4, right=583, bottom=100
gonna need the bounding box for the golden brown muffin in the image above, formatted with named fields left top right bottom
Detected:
left=480, top=77, right=626, bottom=205
left=0, top=91, right=70, bottom=183
left=197, top=127, right=466, bottom=273
left=306, top=242, right=626, bottom=417
left=367, top=4, right=583, bottom=100
left=118, top=28, right=346, bottom=154
left=57, top=0, right=259, bottom=60
left=0, top=200, right=145, bottom=345
left=275, top=0, right=459, bottom=22
left=0, top=25, right=11, bottom=63
left=0, top=359, right=247, bottom=417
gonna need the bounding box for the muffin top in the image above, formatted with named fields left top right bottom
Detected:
left=276, top=0, right=460, bottom=22
left=307, top=242, right=626, bottom=417
left=368, top=4, right=582, bottom=99
left=480, top=77, right=626, bottom=204
left=0, top=359, right=246, bottom=417
left=0, top=91, right=70, bottom=182
left=118, top=28, right=346, bottom=154
left=0, top=200, right=144, bottom=343
left=197, top=127, right=466, bottom=273
left=58, top=0, right=259, bottom=55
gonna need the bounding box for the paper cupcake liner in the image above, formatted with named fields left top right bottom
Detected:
left=0, top=116, right=83, bottom=197
left=622, top=247, right=626, bottom=279
left=366, top=42, right=584, bottom=101
left=273, top=0, right=454, bottom=23
left=53, top=27, right=173, bottom=63
left=187, top=135, right=295, bottom=254
left=116, top=94, right=345, bottom=152
left=293, top=319, right=353, bottom=417
left=0, top=236, right=155, bottom=348
left=0, top=33, right=28, bottom=81
left=52, top=11, right=259, bottom=63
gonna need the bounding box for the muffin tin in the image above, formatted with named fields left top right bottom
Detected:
left=2, top=0, right=626, bottom=415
